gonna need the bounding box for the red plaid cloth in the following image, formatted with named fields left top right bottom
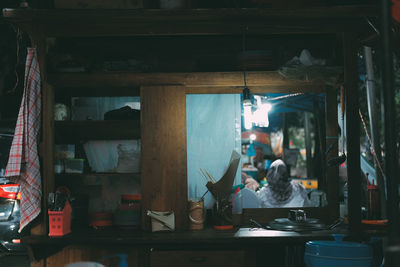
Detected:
left=5, top=48, right=42, bottom=232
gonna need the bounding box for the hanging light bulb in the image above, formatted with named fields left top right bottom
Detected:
left=243, top=103, right=252, bottom=130
left=241, top=28, right=253, bottom=130
left=253, top=95, right=272, bottom=127
left=242, top=70, right=252, bottom=130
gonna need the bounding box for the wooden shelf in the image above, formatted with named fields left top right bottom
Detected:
left=55, top=172, right=140, bottom=179
left=54, top=86, right=140, bottom=97
left=48, top=71, right=325, bottom=93
left=2, top=6, right=377, bottom=37
left=55, top=172, right=141, bottom=189
left=55, top=120, right=140, bottom=142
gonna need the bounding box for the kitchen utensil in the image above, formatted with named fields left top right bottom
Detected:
left=48, top=193, right=55, bottom=211
left=267, top=209, right=327, bottom=231
left=48, top=200, right=72, bottom=237
left=268, top=217, right=327, bottom=231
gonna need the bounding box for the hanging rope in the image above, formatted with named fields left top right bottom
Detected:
left=359, top=109, right=385, bottom=178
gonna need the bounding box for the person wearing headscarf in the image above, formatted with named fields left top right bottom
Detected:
left=257, top=159, right=310, bottom=208
left=241, top=172, right=259, bottom=191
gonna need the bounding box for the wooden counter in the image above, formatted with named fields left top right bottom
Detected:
left=27, top=226, right=376, bottom=267
left=24, top=227, right=340, bottom=261
left=24, top=226, right=382, bottom=267
left=24, top=227, right=339, bottom=246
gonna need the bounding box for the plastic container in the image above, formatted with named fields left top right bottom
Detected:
left=54, top=103, right=70, bottom=121
left=101, top=254, right=129, bottom=267
left=48, top=201, right=72, bottom=237
left=54, top=159, right=64, bottom=174
left=305, top=234, right=372, bottom=267
left=114, top=194, right=141, bottom=228
left=232, top=187, right=242, bottom=215
left=89, top=212, right=113, bottom=229
left=65, top=159, right=84, bottom=173
left=188, top=199, right=204, bottom=230
left=55, top=144, right=75, bottom=159
left=366, top=174, right=380, bottom=220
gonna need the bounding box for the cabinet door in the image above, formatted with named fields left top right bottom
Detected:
left=45, top=246, right=139, bottom=267
left=150, top=250, right=245, bottom=267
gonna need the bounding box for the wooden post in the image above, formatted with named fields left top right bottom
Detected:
left=31, top=35, right=54, bottom=236
left=314, top=97, right=326, bottom=191
left=343, top=33, right=361, bottom=236
left=325, top=87, right=339, bottom=222
left=140, top=85, right=188, bottom=231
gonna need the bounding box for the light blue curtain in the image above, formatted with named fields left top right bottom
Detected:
left=186, top=94, right=241, bottom=208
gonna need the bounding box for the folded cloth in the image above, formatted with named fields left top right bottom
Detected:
left=5, top=48, right=42, bottom=232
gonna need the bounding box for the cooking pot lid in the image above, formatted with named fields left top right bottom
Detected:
left=268, top=217, right=327, bottom=231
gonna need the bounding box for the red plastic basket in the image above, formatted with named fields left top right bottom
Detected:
left=48, top=201, right=72, bottom=237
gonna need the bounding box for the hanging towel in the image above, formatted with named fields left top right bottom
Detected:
left=5, top=48, right=42, bottom=232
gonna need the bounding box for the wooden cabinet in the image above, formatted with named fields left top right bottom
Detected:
left=45, top=246, right=140, bottom=267
left=2, top=7, right=371, bottom=267
left=51, top=70, right=142, bottom=231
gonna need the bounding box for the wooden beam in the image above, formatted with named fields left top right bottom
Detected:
left=2, top=6, right=377, bottom=37
left=32, top=35, right=52, bottom=236
left=48, top=71, right=324, bottom=90
left=141, top=85, right=187, bottom=231
left=3, top=6, right=378, bottom=21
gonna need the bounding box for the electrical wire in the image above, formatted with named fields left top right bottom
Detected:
left=262, top=92, right=304, bottom=101
left=359, top=109, right=385, bottom=179
left=242, top=26, right=248, bottom=88
left=7, top=27, right=22, bottom=94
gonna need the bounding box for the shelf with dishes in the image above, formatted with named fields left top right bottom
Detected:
left=54, top=120, right=140, bottom=142
left=55, top=172, right=141, bottom=179
left=54, top=172, right=141, bottom=190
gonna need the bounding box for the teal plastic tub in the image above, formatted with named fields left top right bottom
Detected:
left=305, top=234, right=372, bottom=267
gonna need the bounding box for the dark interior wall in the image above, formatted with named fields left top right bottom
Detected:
left=48, top=34, right=341, bottom=74
left=0, top=18, right=26, bottom=121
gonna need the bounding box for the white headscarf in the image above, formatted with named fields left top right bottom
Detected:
left=265, top=159, right=293, bottom=202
